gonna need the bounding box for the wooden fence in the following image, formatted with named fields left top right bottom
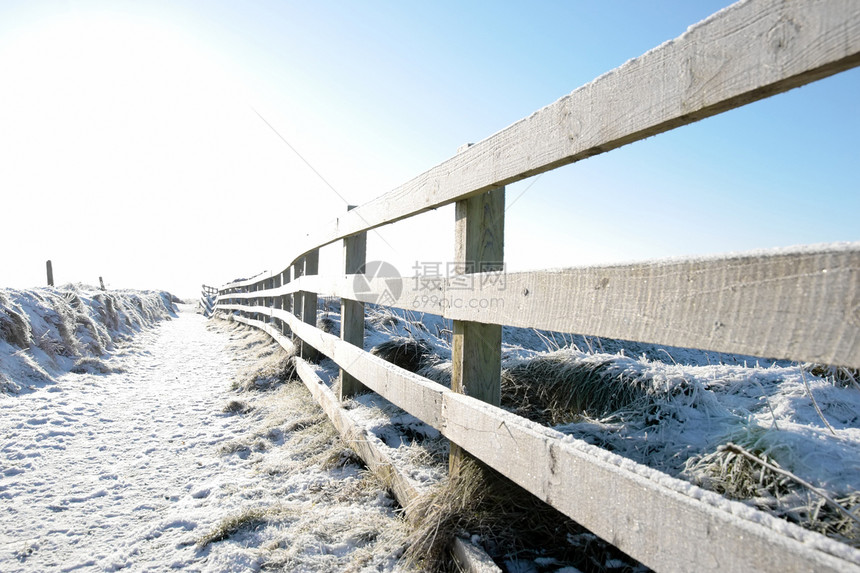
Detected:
left=214, top=1, right=860, bottom=571
left=199, top=284, right=218, bottom=317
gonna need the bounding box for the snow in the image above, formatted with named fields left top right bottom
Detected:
left=1, top=294, right=407, bottom=572
left=4, top=286, right=860, bottom=571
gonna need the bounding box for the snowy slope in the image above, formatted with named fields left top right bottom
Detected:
left=0, top=285, right=176, bottom=394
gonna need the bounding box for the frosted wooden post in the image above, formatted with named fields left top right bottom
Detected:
left=272, top=273, right=281, bottom=325
left=298, top=250, right=319, bottom=360
left=340, top=206, right=367, bottom=400
left=46, top=260, right=54, bottom=287
left=281, top=266, right=293, bottom=336
left=267, top=275, right=274, bottom=324
left=293, top=259, right=305, bottom=342
left=449, top=166, right=505, bottom=477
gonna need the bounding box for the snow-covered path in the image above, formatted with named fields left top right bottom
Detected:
left=0, top=308, right=250, bottom=570
left=0, top=308, right=405, bottom=572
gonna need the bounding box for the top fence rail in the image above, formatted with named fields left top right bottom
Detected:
left=221, top=0, right=860, bottom=292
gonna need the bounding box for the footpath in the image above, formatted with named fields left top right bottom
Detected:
left=0, top=306, right=405, bottom=572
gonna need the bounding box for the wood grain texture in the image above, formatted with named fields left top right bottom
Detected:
left=441, top=391, right=860, bottom=573
left=442, top=246, right=860, bottom=368
left=282, top=0, right=860, bottom=259
left=450, top=187, right=505, bottom=475
left=216, top=245, right=860, bottom=368
left=451, top=187, right=505, bottom=405
left=341, top=221, right=368, bottom=399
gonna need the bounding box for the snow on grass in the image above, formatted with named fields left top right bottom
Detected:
left=0, top=303, right=410, bottom=572
left=0, top=284, right=175, bottom=394
left=306, top=304, right=860, bottom=565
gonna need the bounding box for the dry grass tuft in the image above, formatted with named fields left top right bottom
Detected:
left=402, top=457, right=644, bottom=572
left=0, top=307, right=31, bottom=349
left=371, top=337, right=433, bottom=373
left=317, top=316, right=337, bottom=334
left=687, top=427, right=860, bottom=547
left=70, top=357, right=121, bottom=375
left=692, top=436, right=792, bottom=501
left=808, top=364, right=860, bottom=390
left=232, top=347, right=297, bottom=392
left=223, top=400, right=251, bottom=415
left=501, top=352, right=649, bottom=425
left=197, top=506, right=296, bottom=549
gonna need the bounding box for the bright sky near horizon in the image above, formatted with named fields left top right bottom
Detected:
left=1, top=1, right=858, bottom=299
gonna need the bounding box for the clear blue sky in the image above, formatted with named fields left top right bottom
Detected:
left=1, top=1, right=857, bottom=298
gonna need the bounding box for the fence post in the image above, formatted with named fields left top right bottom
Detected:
left=300, top=250, right=319, bottom=360
left=281, top=268, right=292, bottom=336
left=293, top=259, right=304, bottom=346
left=340, top=206, right=367, bottom=400
left=253, top=283, right=260, bottom=322
left=46, top=260, right=54, bottom=287
left=272, top=273, right=281, bottom=325
left=449, top=179, right=505, bottom=478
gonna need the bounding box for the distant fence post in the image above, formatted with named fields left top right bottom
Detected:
left=340, top=205, right=368, bottom=400
left=272, top=272, right=281, bottom=326
left=295, top=250, right=319, bottom=360
left=46, top=260, right=54, bottom=287
left=281, top=268, right=292, bottom=336
left=293, top=259, right=304, bottom=347
left=303, top=250, right=319, bottom=359
left=449, top=172, right=505, bottom=477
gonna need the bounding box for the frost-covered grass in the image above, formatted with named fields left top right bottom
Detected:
left=303, top=303, right=860, bottom=567
left=0, top=284, right=175, bottom=393
left=205, top=321, right=411, bottom=570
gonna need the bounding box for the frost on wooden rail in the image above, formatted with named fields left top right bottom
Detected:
left=219, top=245, right=860, bottom=369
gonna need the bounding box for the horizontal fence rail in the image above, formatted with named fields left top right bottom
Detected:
left=218, top=245, right=860, bottom=369
left=214, top=1, right=860, bottom=571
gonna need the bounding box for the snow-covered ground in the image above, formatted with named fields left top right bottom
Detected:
left=1, top=300, right=406, bottom=572
left=4, top=287, right=859, bottom=572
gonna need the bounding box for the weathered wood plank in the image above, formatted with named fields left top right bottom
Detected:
left=217, top=245, right=860, bottom=368
left=341, top=210, right=368, bottom=399
left=442, top=245, right=860, bottom=368
left=294, top=357, right=421, bottom=509
left=441, top=391, right=860, bottom=573
left=451, top=187, right=504, bottom=405
left=287, top=0, right=860, bottom=259
left=451, top=537, right=503, bottom=573
left=217, top=274, right=443, bottom=315
left=299, top=249, right=319, bottom=360
left=450, top=186, right=505, bottom=476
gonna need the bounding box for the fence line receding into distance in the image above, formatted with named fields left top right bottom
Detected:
left=214, top=1, right=860, bottom=571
